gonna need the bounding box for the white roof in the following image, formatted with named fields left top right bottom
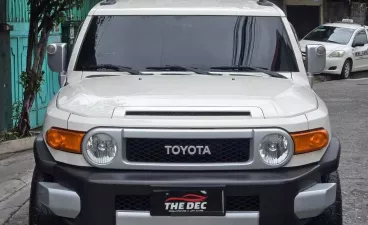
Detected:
left=323, top=22, right=364, bottom=30
left=90, top=0, right=285, bottom=16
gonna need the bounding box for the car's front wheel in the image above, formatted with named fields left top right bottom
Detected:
left=308, top=171, right=342, bottom=225
left=29, top=168, right=61, bottom=225
left=341, top=60, right=351, bottom=79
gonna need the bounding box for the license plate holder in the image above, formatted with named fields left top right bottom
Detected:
left=150, top=189, right=224, bottom=216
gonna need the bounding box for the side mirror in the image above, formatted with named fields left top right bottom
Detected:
left=305, top=44, right=326, bottom=74
left=352, top=42, right=365, bottom=47
left=47, top=43, right=67, bottom=86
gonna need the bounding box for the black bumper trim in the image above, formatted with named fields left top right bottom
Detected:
left=33, top=134, right=341, bottom=225
left=33, top=134, right=56, bottom=176
left=319, top=136, right=341, bottom=175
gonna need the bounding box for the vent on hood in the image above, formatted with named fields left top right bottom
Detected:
left=125, top=111, right=251, bottom=116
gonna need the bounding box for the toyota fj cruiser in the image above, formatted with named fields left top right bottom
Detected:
left=29, top=0, right=342, bottom=225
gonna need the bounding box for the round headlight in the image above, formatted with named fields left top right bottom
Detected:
left=258, top=134, right=291, bottom=166
left=85, top=133, right=117, bottom=165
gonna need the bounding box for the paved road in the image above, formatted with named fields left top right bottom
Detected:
left=0, top=75, right=368, bottom=225
left=315, top=77, right=368, bottom=225
left=0, top=151, right=34, bottom=225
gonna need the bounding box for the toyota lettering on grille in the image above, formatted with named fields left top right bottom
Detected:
left=165, top=145, right=212, bottom=155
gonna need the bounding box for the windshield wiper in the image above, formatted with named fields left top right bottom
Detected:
left=86, top=74, right=120, bottom=78
left=327, top=40, right=340, bottom=44
left=146, top=65, right=214, bottom=75
left=83, top=64, right=143, bottom=75
left=210, top=66, right=287, bottom=79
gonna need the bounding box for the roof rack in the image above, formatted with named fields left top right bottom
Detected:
left=257, top=0, right=273, bottom=6
left=101, top=0, right=116, bottom=5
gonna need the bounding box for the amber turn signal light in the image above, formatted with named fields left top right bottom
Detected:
left=46, top=128, right=85, bottom=154
left=291, top=128, right=329, bottom=154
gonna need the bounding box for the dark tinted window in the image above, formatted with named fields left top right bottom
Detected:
left=304, top=26, right=355, bottom=45
left=75, top=16, right=298, bottom=72
left=353, top=30, right=368, bottom=45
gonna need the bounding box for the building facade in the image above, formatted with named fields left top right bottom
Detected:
left=270, top=0, right=365, bottom=39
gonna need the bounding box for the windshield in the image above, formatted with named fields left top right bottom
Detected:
left=75, top=16, right=298, bottom=72
left=304, top=26, right=355, bottom=45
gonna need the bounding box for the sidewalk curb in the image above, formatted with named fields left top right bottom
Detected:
left=0, top=137, right=35, bottom=155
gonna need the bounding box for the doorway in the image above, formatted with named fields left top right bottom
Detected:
left=287, top=5, right=321, bottom=39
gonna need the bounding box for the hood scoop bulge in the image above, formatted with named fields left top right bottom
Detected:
left=57, top=75, right=317, bottom=118
left=113, top=107, right=264, bottom=118
left=124, top=111, right=251, bottom=117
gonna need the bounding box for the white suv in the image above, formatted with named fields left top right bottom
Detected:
left=29, top=0, right=342, bottom=225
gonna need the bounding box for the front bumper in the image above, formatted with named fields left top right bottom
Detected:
left=302, top=51, right=344, bottom=75
left=323, top=57, right=345, bottom=75
left=33, top=134, right=341, bottom=225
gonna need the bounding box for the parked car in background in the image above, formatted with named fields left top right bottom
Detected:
left=300, top=19, right=368, bottom=79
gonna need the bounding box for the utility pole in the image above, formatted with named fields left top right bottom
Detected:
left=0, top=0, right=13, bottom=132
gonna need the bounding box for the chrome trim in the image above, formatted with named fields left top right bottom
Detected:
left=116, top=211, right=259, bottom=225
left=38, top=182, right=80, bottom=218
left=82, top=128, right=294, bottom=170
left=294, top=183, right=337, bottom=219
left=123, top=129, right=253, bottom=139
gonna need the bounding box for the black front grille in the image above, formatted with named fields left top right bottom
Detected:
left=116, top=195, right=260, bottom=211
left=226, top=196, right=260, bottom=211
left=116, top=195, right=150, bottom=211
left=125, top=138, right=250, bottom=163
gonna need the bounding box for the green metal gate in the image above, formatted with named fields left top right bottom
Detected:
left=6, top=0, right=100, bottom=129
left=9, top=22, right=61, bottom=128
left=7, top=0, right=61, bottom=129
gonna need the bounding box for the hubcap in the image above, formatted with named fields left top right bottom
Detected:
left=344, top=62, right=350, bottom=78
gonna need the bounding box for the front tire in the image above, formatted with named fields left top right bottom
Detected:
left=341, top=60, right=351, bottom=79
left=29, top=168, right=61, bottom=225
left=308, top=171, right=343, bottom=225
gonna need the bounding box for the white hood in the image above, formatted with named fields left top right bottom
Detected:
left=299, top=39, right=346, bottom=54
left=56, top=75, right=317, bottom=118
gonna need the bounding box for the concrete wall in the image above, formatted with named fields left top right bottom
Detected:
left=324, top=1, right=349, bottom=23
left=270, top=0, right=284, bottom=8
left=283, top=0, right=324, bottom=24
left=351, top=2, right=367, bottom=25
